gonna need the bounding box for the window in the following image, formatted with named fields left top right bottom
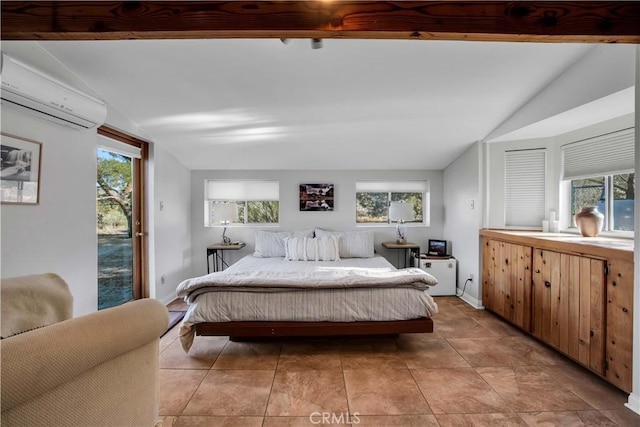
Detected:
left=205, top=180, right=279, bottom=226
left=504, top=149, right=547, bottom=227
left=570, top=173, right=634, bottom=232
left=355, top=180, right=428, bottom=224
left=563, top=128, right=634, bottom=233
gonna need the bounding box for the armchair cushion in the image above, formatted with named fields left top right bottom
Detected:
left=1, top=273, right=73, bottom=338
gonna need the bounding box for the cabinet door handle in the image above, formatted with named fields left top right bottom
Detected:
left=544, top=281, right=551, bottom=288
left=535, top=269, right=540, bottom=274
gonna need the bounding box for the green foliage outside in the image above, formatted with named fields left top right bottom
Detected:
left=97, top=150, right=133, bottom=235
left=356, top=192, right=423, bottom=223
left=217, top=200, right=279, bottom=224
left=248, top=201, right=279, bottom=223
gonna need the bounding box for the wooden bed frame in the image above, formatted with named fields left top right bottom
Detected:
left=195, top=317, right=433, bottom=340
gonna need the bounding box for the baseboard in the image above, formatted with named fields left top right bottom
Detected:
left=456, top=291, right=484, bottom=309
left=159, top=292, right=178, bottom=306
left=625, top=392, right=640, bottom=415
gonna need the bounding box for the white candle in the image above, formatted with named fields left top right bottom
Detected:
left=549, top=211, right=556, bottom=223
left=542, top=220, right=549, bottom=232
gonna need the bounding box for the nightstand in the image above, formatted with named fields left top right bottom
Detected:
left=207, top=242, right=246, bottom=273
left=382, top=241, right=420, bottom=268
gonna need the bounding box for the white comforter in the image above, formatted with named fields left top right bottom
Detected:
left=177, top=258, right=437, bottom=301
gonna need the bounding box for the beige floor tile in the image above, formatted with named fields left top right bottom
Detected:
left=397, top=336, right=471, bottom=369
left=448, top=336, right=563, bottom=368
left=473, top=314, right=528, bottom=337
left=411, top=368, right=510, bottom=414
left=355, top=414, right=439, bottom=426
left=341, top=353, right=407, bottom=369
left=263, top=415, right=351, bottom=426
left=478, top=366, right=593, bottom=412
left=518, top=410, right=618, bottom=426
left=433, top=317, right=496, bottom=338
left=267, top=370, right=348, bottom=416
left=343, top=369, right=432, bottom=415
left=278, top=353, right=342, bottom=370
left=213, top=341, right=281, bottom=370
left=599, top=408, right=640, bottom=427
left=160, top=327, right=180, bottom=353
left=182, top=370, right=274, bottom=416
left=436, top=413, right=527, bottom=426
left=173, top=415, right=264, bottom=427
left=540, top=363, right=629, bottom=410
left=159, top=369, right=208, bottom=416
left=160, top=336, right=227, bottom=369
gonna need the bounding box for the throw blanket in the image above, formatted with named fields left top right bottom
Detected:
left=177, top=267, right=438, bottom=303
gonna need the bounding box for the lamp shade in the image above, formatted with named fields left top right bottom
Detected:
left=212, top=202, right=238, bottom=223
left=389, top=201, right=413, bottom=222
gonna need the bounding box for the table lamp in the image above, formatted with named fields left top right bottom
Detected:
left=212, top=202, right=238, bottom=244
left=389, top=201, right=413, bottom=243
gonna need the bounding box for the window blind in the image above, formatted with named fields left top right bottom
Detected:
left=562, top=128, right=635, bottom=180
left=206, top=180, right=279, bottom=201
left=97, top=135, right=141, bottom=159
left=505, top=149, right=546, bottom=227
left=356, top=180, right=428, bottom=192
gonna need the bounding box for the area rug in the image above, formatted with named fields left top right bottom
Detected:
left=163, top=310, right=186, bottom=337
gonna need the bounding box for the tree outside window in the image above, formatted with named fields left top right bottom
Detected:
left=571, top=173, right=634, bottom=232
left=356, top=192, right=423, bottom=224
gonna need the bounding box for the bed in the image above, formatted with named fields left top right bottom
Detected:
left=177, top=230, right=439, bottom=352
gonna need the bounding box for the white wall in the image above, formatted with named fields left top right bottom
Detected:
left=1, top=43, right=193, bottom=312
left=443, top=142, right=483, bottom=307
left=485, top=114, right=635, bottom=229
left=150, top=145, right=192, bottom=303
left=190, top=169, right=444, bottom=276
left=1, top=109, right=99, bottom=316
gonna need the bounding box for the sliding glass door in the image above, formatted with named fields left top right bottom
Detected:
left=97, top=127, right=147, bottom=309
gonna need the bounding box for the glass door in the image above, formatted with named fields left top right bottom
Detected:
left=96, top=128, right=146, bottom=309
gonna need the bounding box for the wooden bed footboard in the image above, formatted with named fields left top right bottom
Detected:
left=195, top=317, right=433, bottom=339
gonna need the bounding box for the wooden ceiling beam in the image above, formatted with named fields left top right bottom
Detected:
left=2, top=1, right=639, bottom=43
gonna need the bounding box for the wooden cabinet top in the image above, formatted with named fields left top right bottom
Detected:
left=480, top=229, right=633, bottom=262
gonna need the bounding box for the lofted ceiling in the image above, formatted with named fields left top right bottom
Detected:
left=2, top=1, right=636, bottom=171
left=31, top=39, right=598, bottom=170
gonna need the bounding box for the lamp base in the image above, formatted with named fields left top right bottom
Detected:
left=222, top=226, right=231, bottom=244
left=396, top=222, right=407, bottom=244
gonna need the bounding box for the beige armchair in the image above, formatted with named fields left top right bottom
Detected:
left=1, top=273, right=169, bottom=427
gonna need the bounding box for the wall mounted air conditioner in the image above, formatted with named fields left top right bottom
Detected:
left=1, top=52, right=107, bottom=130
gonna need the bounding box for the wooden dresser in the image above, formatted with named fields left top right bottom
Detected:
left=480, top=229, right=634, bottom=393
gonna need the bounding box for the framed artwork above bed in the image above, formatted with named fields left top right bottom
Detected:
left=300, top=183, right=334, bottom=211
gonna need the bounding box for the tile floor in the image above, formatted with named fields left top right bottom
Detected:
left=158, top=297, right=640, bottom=426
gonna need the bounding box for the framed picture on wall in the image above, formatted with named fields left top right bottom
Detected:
left=1, top=133, right=42, bottom=205
left=300, top=183, right=334, bottom=211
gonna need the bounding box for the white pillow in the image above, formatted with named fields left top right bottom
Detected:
left=314, top=229, right=375, bottom=258
left=254, top=229, right=314, bottom=257
left=284, top=236, right=340, bottom=261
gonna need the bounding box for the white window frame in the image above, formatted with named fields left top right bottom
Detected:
left=355, top=180, right=430, bottom=226
left=204, top=180, right=280, bottom=227
left=561, top=128, right=634, bottom=238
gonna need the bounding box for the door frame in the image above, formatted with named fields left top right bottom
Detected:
left=97, top=125, right=149, bottom=299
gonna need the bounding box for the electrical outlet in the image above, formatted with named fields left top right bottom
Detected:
left=161, top=275, right=166, bottom=284
left=469, top=273, right=474, bottom=281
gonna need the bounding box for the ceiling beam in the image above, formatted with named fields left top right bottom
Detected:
left=2, top=1, right=639, bottom=43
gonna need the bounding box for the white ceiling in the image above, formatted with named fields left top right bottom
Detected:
left=30, top=39, right=604, bottom=169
